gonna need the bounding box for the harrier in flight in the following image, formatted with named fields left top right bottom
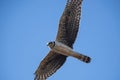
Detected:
left=34, top=0, right=91, bottom=80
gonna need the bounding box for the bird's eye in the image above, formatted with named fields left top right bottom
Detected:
left=47, top=41, right=55, bottom=46
left=49, top=42, right=53, bottom=45
left=50, top=42, right=53, bottom=44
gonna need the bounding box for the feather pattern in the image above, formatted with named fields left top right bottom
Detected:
left=56, top=0, right=83, bottom=48
left=34, top=0, right=83, bottom=80
left=34, top=51, right=67, bottom=80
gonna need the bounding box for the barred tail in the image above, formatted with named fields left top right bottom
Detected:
left=79, top=54, right=91, bottom=63
left=71, top=52, right=91, bottom=63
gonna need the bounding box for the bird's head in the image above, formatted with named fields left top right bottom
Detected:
left=47, top=41, right=55, bottom=49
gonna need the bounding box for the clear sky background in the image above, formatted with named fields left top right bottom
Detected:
left=0, top=0, right=120, bottom=80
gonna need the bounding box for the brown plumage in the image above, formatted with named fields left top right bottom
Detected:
left=34, top=51, right=67, bottom=80
left=56, top=0, right=82, bottom=48
left=34, top=0, right=91, bottom=80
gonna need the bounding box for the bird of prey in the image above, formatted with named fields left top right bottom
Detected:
left=34, top=0, right=91, bottom=80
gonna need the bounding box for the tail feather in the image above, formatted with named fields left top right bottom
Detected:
left=72, top=52, right=91, bottom=63
left=80, top=55, right=91, bottom=63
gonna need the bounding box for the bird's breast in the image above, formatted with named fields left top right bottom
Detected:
left=51, top=41, right=75, bottom=56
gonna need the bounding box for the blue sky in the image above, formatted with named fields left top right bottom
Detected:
left=0, top=0, right=120, bottom=80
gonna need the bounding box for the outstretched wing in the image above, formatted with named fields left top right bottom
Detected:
left=34, top=51, right=67, bottom=80
left=35, top=0, right=83, bottom=80
left=56, top=0, right=83, bottom=48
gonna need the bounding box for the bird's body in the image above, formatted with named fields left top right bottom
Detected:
left=34, top=0, right=91, bottom=80
left=48, top=41, right=90, bottom=63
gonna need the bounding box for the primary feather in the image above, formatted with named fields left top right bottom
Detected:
left=34, top=0, right=83, bottom=80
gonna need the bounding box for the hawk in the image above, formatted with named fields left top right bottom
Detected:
left=34, top=0, right=91, bottom=80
